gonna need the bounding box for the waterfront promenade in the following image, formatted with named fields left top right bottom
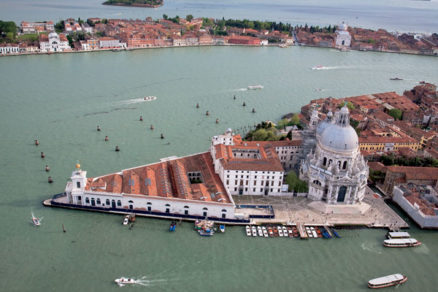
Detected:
left=234, top=187, right=408, bottom=230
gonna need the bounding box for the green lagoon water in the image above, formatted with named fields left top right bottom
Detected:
left=1, top=46, right=438, bottom=291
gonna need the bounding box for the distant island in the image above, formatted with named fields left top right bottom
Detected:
left=103, top=0, right=163, bottom=8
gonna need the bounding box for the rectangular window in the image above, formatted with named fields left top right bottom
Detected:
left=278, top=181, right=281, bottom=186
left=246, top=181, right=249, bottom=185
left=253, top=188, right=256, bottom=192
left=235, top=180, right=238, bottom=185
left=76, top=182, right=81, bottom=188
left=254, top=181, right=257, bottom=185
left=77, top=196, right=82, bottom=201
left=260, top=188, right=263, bottom=192
left=234, top=187, right=237, bottom=191
left=117, top=200, right=121, bottom=206
left=271, top=181, right=274, bottom=186
left=226, top=180, right=229, bottom=185
left=245, top=188, right=248, bottom=192
left=85, top=197, right=90, bottom=204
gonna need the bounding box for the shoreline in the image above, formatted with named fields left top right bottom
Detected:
left=102, top=2, right=163, bottom=8
left=2, top=42, right=437, bottom=58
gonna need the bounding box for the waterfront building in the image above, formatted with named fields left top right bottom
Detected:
left=393, top=184, right=438, bottom=229
left=63, top=154, right=236, bottom=220
left=210, top=129, right=302, bottom=196
left=382, top=166, right=438, bottom=196
left=335, top=22, right=351, bottom=48
left=300, top=106, right=369, bottom=204
left=99, top=37, right=125, bottom=49
left=0, top=44, right=20, bottom=55
left=39, top=32, right=71, bottom=53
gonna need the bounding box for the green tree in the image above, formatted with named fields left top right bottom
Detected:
left=388, top=108, right=403, bottom=120
left=252, top=129, right=268, bottom=141
left=186, top=14, right=193, bottom=22
left=291, top=113, right=300, bottom=125
left=163, top=14, right=168, bottom=20
left=54, top=20, right=64, bottom=33
left=285, top=171, right=308, bottom=193
left=338, top=101, right=355, bottom=110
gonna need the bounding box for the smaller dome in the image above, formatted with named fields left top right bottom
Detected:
left=338, top=22, right=348, bottom=31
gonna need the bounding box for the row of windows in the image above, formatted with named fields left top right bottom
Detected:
left=226, top=170, right=278, bottom=175
left=233, top=187, right=281, bottom=193
left=226, top=180, right=281, bottom=187
left=226, top=174, right=280, bottom=179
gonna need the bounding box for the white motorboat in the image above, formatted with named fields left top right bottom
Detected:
left=251, top=226, right=257, bottom=237
left=368, top=274, right=407, bottom=289
left=122, top=215, right=129, bottom=225
left=115, top=277, right=137, bottom=286
left=245, top=226, right=252, bottom=236
left=247, top=85, right=264, bottom=90
left=144, top=96, right=157, bottom=101
left=31, top=212, right=42, bottom=226
left=257, top=226, right=263, bottom=237
left=278, top=228, right=284, bottom=237
left=263, top=229, right=269, bottom=238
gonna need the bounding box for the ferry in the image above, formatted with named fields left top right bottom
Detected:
left=383, top=238, right=421, bottom=248
left=115, top=277, right=136, bottom=287
left=368, top=274, right=407, bottom=289
left=247, top=85, right=264, bottom=90
left=386, top=231, right=410, bottom=239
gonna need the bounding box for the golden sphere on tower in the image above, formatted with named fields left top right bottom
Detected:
left=76, top=163, right=81, bottom=169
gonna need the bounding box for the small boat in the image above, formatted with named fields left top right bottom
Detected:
left=115, top=277, right=136, bottom=287
left=278, top=228, right=284, bottom=237
left=245, top=225, right=252, bottom=236
left=144, top=96, right=157, bottom=101
left=169, top=221, right=176, bottom=232
left=390, top=77, right=403, bottom=81
left=332, top=228, right=341, bottom=238
left=122, top=215, right=129, bottom=225
left=386, top=231, right=410, bottom=239
left=219, top=225, right=225, bottom=233
left=247, top=85, right=264, bottom=90
left=312, top=65, right=325, bottom=70
left=198, top=228, right=214, bottom=236
left=31, top=212, right=42, bottom=226
left=267, top=227, right=274, bottom=237
left=368, top=274, right=407, bottom=289
left=262, top=227, right=268, bottom=238
left=257, top=226, right=263, bottom=237
left=251, top=226, right=257, bottom=237
left=383, top=238, right=421, bottom=247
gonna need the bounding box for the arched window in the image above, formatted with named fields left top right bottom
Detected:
left=313, top=180, right=321, bottom=186
left=117, top=200, right=121, bottom=207
left=323, top=157, right=327, bottom=166
left=85, top=197, right=90, bottom=204
left=343, top=161, right=347, bottom=170
left=328, top=159, right=333, bottom=166
left=96, top=198, right=101, bottom=205
left=337, top=161, right=341, bottom=169
left=106, top=199, right=110, bottom=205
left=147, top=202, right=152, bottom=212
left=184, top=206, right=189, bottom=215
left=165, top=204, right=170, bottom=213
left=202, top=207, right=208, bottom=217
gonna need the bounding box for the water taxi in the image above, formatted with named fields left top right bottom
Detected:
left=368, top=274, right=407, bottom=289
left=144, top=96, right=157, bottom=101
left=386, top=231, right=410, bottom=239
left=383, top=238, right=421, bottom=248
left=115, top=277, right=136, bottom=287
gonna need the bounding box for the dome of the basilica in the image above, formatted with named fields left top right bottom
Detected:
left=318, top=107, right=358, bottom=152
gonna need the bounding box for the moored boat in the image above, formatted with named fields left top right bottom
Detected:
left=251, top=226, right=257, bottom=237
left=198, top=228, right=214, bottom=236
left=219, top=225, right=225, bottom=233
left=368, top=274, right=407, bottom=289
left=383, top=238, right=421, bottom=247
left=169, top=221, right=176, bottom=231
left=245, top=225, right=251, bottom=236
left=386, top=231, right=410, bottom=239
left=122, top=215, right=129, bottom=225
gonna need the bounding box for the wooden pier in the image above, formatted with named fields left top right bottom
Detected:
left=297, top=224, right=308, bottom=239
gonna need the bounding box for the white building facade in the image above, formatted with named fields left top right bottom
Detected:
left=335, top=22, right=351, bottom=48
left=39, top=32, right=71, bottom=52
left=300, top=106, right=369, bottom=204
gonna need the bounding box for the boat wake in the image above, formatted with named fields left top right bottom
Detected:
left=361, top=242, right=382, bottom=254
left=116, top=276, right=171, bottom=287
left=234, top=88, right=248, bottom=92
left=118, top=96, right=157, bottom=105
left=311, top=65, right=353, bottom=71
